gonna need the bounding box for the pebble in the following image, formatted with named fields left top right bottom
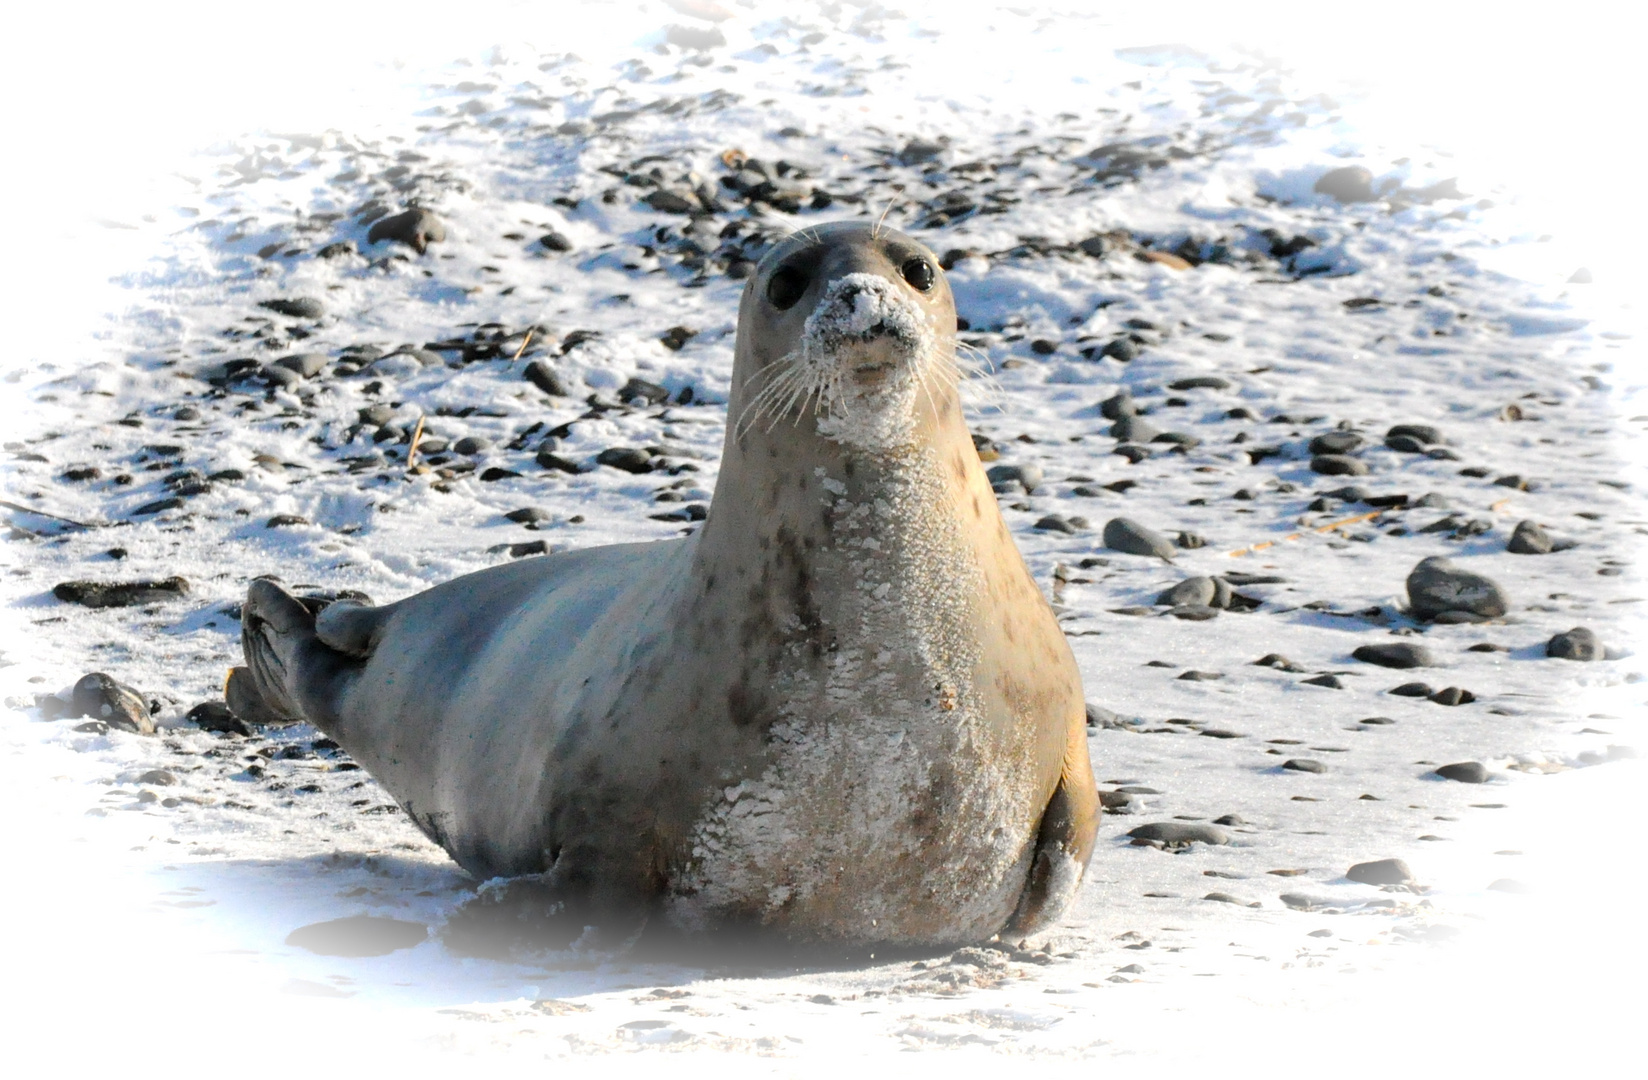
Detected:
left=1346, top=858, right=1414, bottom=886
left=1103, top=518, right=1176, bottom=559
left=1157, top=577, right=1216, bottom=607
left=1427, top=686, right=1475, bottom=706
left=1435, top=761, right=1490, bottom=783
left=358, top=404, right=395, bottom=427
left=1507, top=520, right=1568, bottom=555
left=1212, top=814, right=1245, bottom=826
left=1385, top=433, right=1429, bottom=454
left=1127, top=822, right=1230, bottom=846
left=1100, top=391, right=1136, bottom=420
left=504, top=507, right=552, bottom=524
left=1254, top=654, right=1307, bottom=672
left=536, top=450, right=582, bottom=474
left=1300, top=674, right=1344, bottom=689
left=986, top=462, right=1042, bottom=494
left=1309, top=431, right=1364, bottom=455
left=186, top=701, right=249, bottom=735
left=453, top=436, right=492, bottom=456
left=266, top=514, right=310, bottom=528
left=1406, top=556, right=1510, bottom=621
left=1033, top=515, right=1079, bottom=534
left=1388, top=421, right=1441, bottom=442
left=259, top=297, right=325, bottom=320
left=1167, top=376, right=1230, bottom=391
left=1109, top=415, right=1160, bottom=442
left=1352, top=642, right=1435, bottom=669
left=1310, top=454, right=1368, bottom=476
left=596, top=447, right=654, bottom=474
left=1314, top=165, right=1376, bottom=203
left=620, top=377, right=671, bottom=405
left=1388, top=682, right=1433, bottom=697
left=53, top=577, right=190, bottom=608
left=1102, top=338, right=1138, bottom=362
left=366, top=208, right=446, bottom=254
left=1546, top=626, right=1603, bottom=661
left=524, top=359, right=571, bottom=397
left=538, top=230, right=573, bottom=252
left=69, top=673, right=153, bottom=735
left=1282, top=759, right=1325, bottom=773
left=273, top=353, right=328, bottom=378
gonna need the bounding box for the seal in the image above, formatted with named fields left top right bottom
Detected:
left=234, top=220, right=1098, bottom=948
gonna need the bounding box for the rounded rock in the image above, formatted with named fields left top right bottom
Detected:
left=1406, top=556, right=1510, bottom=621
left=1311, top=454, right=1368, bottom=476
left=1346, top=858, right=1413, bottom=886
left=1103, top=518, right=1177, bottom=559
left=1546, top=626, right=1603, bottom=662
left=1507, top=520, right=1554, bottom=555
left=1352, top=641, right=1435, bottom=669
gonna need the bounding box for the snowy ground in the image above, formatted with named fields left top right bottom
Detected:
left=2, top=3, right=1645, bottom=1070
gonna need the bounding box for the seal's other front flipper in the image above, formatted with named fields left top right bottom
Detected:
left=238, top=577, right=371, bottom=729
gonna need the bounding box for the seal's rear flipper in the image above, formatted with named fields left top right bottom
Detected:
left=240, top=578, right=371, bottom=728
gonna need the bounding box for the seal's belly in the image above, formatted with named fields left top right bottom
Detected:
left=667, top=701, right=1041, bottom=945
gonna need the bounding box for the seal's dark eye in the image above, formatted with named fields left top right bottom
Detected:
left=901, top=257, right=935, bottom=292
left=766, top=266, right=807, bottom=310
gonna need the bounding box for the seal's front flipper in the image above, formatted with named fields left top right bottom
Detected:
left=239, top=578, right=371, bottom=728
left=1002, top=762, right=1100, bottom=940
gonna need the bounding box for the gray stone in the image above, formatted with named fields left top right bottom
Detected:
left=1547, top=626, right=1603, bottom=661
left=259, top=297, right=324, bottom=319
left=1388, top=682, right=1433, bottom=697
left=1311, top=454, right=1368, bottom=476
left=1346, top=858, right=1414, bottom=886
left=1167, top=376, right=1230, bottom=391
left=1406, top=556, right=1510, bottom=621
left=1315, top=165, right=1376, bottom=203
left=504, top=507, right=552, bottom=524
left=1102, top=338, right=1139, bottom=362
left=1428, top=686, right=1475, bottom=706
left=523, top=359, right=570, bottom=397
left=1127, top=822, right=1230, bottom=846
left=1309, top=431, right=1364, bottom=456
left=53, top=578, right=189, bottom=609
left=1034, top=515, right=1078, bottom=534
left=1385, top=433, right=1430, bottom=453
left=1387, top=423, right=1442, bottom=445
left=1282, top=759, right=1325, bottom=773
left=1100, top=390, right=1136, bottom=420
left=1435, top=761, right=1491, bottom=783
left=453, top=436, right=491, bottom=456
left=538, top=230, right=573, bottom=252
left=1352, top=642, right=1435, bottom=669
left=1104, top=518, right=1176, bottom=559
left=596, top=447, right=653, bottom=474
left=1158, top=576, right=1217, bottom=607
left=986, top=462, right=1043, bottom=494
left=1507, top=520, right=1554, bottom=555
left=69, top=673, right=153, bottom=735
left=274, top=353, right=328, bottom=378
left=366, top=208, right=446, bottom=255
left=1109, top=415, right=1160, bottom=442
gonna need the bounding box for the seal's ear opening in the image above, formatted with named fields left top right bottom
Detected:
left=767, top=264, right=808, bottom=310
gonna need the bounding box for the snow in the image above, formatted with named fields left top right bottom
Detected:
left=2, top=1, right=1645, bottom=1069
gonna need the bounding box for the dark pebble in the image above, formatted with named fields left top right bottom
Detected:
left=986, top=463, right=1042, bottom=494
left=1387, top=423, right=1441, bottom=444
left=523, top=359, right=570, bottom=397
left=509, top=540, right=550, bottom=558
left=1177, top=670, right=1223, bottom=681
left=1435, top=761, right=1490, bottom=783
left=1212, top=814, right=1245, bottom=826
left=1406, top=556, right=1510, bottom=621
left=504, top=507, right=552, bottom=524
left=69, top=673, right=153, bottom=735
left=1346, top=858, right=1414, bottom=886
left=1127, top=822, right=1230, bottom=846
left=1167, top=376, right=1230, bottom=391
left=1506, top=520, right=1551, bottom=554
left=536, top=451, right=582, bottom=474
left=265, top=514, right=310, bottom=528
left=1315, top=165, right=1376, bottom=203
left=1033, top=515, right=1079, bottom=534
left=366, top=208, right=446, bottom=254
left=1109, top=415, right=1160, bottom=442
left=1546, top=626, right=1603, bottom=661
left=1385, top=433, right=1430, bottom=453
left=273, top=353, right=328, bottom=378
left=358, top=404, right=395, bottom=426
left=259, top=297, right=324, bottom=320
left=1157, top=577, right=1216, bottom=607
left=53, top=577, right=189, bottom=608
left=1283, top=759, right=1325, bottom=773
left=1388, top=682, right=1433, bottom=697
left=538, top=230, right=573, bottom=252
left=1254, top=653, right=1307, bottom=672
left=1309, top=431, right=1364, bottom=455
left=1103, top=518, right=1176, bottom=559
left=453, top=436, right=491, bottom=455
left=186, top=701, right=249, bottom=735
left=1352, top=642, right=1434, bottom=669
left=596, top=447, right=654, bottom=474
left=1102, top=338, right=1138, bottom=362
left=479, top=467, right=521, bottom=482
left=1311, top=454, right=1368, bottom=476
left=1100, top=390, right=1136, bottom=420
left=1427, top=686, right=1475, bottom=706
left=620, top=377, right=670, bottom=405
left=1300, top=674, right=1344, bottom=689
